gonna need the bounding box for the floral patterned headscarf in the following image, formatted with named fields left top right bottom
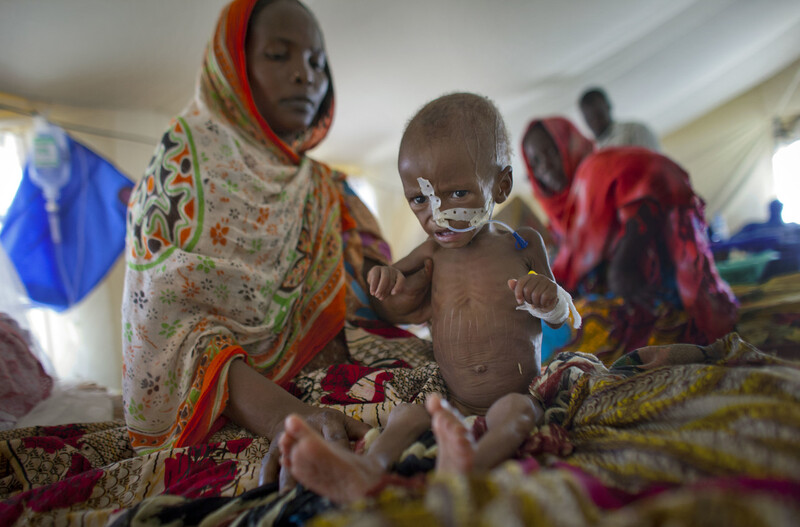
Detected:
left=123, top=0, right=388, bottom=452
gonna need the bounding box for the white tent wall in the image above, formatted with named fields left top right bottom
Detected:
left=662, top=57, right=800, bottom=234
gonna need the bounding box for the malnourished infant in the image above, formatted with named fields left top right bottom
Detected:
left=279, top=92, right=580, bottom=503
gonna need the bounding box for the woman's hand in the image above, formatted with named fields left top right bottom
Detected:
left=607, top=204, right=661, bottom=308
left=607, top=254, right=655, bottom=306
left=259, top=405, right=370, bottom=491
left=224, top=359, right=370, bottom=492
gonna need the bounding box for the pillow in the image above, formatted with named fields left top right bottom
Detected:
left=0, top=313, right=53, bottom=428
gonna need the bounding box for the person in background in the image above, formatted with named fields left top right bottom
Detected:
left=736, top=199, right=797, bottom=236
left=579, top=87, right=661, bottom=151
left=122, top=0, right=434, bottom=488
left=522, top=116, right=737, bottom=365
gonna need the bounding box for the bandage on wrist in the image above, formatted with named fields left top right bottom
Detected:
left=516, top=274, right=582, bottom=329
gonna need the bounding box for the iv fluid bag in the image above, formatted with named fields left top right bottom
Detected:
left=30, top=117, right=70, bottom=202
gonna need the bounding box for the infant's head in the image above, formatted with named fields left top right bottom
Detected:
left=398, top=93, right=513, bottom=247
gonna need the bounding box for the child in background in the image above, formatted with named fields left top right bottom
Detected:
left=279, top=93, right=580, bottom=503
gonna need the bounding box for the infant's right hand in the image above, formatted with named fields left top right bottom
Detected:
left=367, top=265, right=405, bottom=300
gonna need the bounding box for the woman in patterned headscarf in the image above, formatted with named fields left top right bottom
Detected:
left=522, top=117, right=738, bottom=365
left=122, top=0, right=433, bottom=481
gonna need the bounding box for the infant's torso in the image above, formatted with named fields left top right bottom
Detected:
left=430, top=231, right=542, bottom=415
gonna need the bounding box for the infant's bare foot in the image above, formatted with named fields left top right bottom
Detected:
left=279, top=414, right=384, bottom=504
left=425, top=395, right=475, bottom=474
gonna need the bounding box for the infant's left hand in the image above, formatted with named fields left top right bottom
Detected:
left=508, top=272, right=558, bottom=310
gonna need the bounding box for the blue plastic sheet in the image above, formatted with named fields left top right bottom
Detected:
left=0, top=135, right=133, bottom=310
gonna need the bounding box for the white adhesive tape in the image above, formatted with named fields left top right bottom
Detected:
left=516, top=283, right=582, bottom=329
left=417, top=177, right=494, bottom=232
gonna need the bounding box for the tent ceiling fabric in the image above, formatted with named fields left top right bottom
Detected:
left=2, top=0, right=800, bottom=170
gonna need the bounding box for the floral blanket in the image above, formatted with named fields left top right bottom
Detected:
left=2, top=333, right=799, bottom=526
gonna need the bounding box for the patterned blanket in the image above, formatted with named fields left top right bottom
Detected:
left=2, top=333, right=799, bottom=526
left=733, top=271, right=800, bottom=361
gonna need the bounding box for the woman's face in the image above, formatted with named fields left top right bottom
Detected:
left=524, top=125, right=567, bottom=194
left=245, top=0, right=330, bottom=140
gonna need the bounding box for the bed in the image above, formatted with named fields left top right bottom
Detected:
left=2, top=274, right=800, bottom=526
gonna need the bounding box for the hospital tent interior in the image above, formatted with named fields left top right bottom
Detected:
left=1, top=0, right=800, bottom=525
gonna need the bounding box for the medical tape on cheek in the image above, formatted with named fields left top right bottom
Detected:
left=516, top=271, right=582, bottom=329
left=417, top=177, right=493, bottom=231
left=417, top=177, right=441, bottom=214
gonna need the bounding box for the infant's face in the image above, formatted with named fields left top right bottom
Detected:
left=398, top=135, right=496, bottom=249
